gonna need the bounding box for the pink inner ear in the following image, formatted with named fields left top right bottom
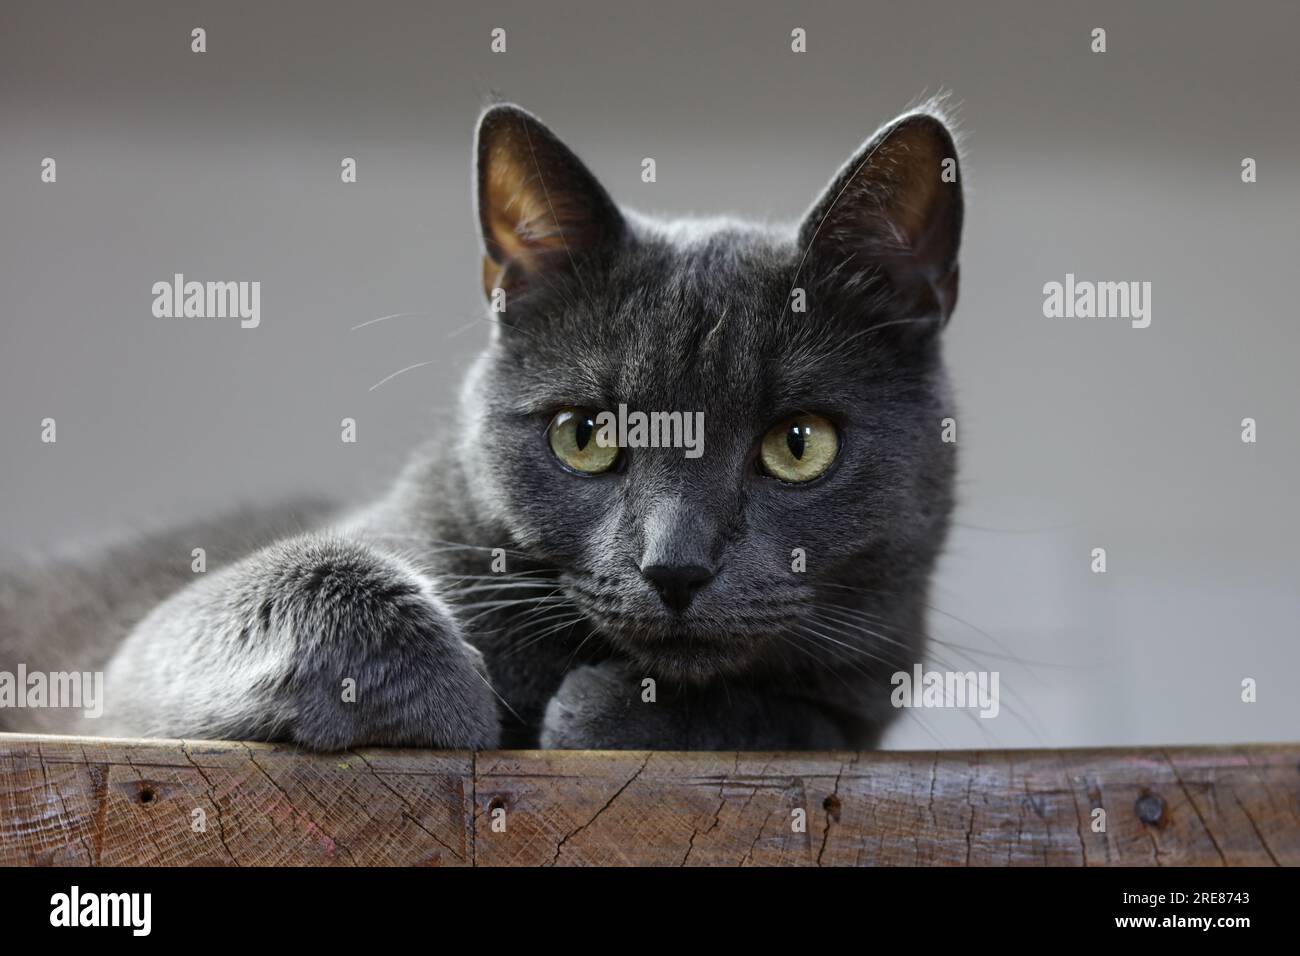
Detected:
left=477, top=108, right=624, bottom=295
left=483, top=145, right=564, bottom=264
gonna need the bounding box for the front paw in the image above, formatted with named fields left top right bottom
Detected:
left=265, top=538, right=500, bottom=751
left=540, top=662, right=668, bottom=749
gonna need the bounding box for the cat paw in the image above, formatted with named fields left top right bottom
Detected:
left=540, top=662, right=666, bottom=749
left=263, top=538, right=501, bottom=751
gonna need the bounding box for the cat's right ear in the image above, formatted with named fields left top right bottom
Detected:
left=798, top=105, right=964, bottom=329
left=475, top=104, right=624, bottom=299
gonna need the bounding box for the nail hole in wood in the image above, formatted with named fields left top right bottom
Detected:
left=823, top=794, right=841, bottom=821
left=1135, top=792, right=1165, bottom=826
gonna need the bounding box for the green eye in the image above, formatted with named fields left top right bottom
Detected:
left=547, top=407, right=619, bottom=474
left=759, top=414, right=838, bottom=483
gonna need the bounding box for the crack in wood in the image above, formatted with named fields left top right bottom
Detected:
left=1164, top=750, right=1227, bottom=866
left=244, top=745, right=358, bottom=865
left=180, top=740, right=239, bottom=866
left=350, top=749, right=463, bottom=864
left=2, top=738, right=1296, bottom=867
left=547, top=753, right=652, bottom=867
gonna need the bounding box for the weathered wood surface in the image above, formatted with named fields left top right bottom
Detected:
left=0, top=735, right=472, bottom=866
left=1, top=735, right=1296, bottom=866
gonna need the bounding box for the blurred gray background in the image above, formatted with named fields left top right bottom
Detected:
left=3, top=0, right=1297, bottom=749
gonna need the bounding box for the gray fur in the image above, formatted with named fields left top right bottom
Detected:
left=0, top=100, right=963, bottom=751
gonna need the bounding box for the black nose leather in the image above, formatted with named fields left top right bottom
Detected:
left=641, top=563, right=714, bottom=613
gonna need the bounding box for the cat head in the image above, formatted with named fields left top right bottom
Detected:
left=459, top=101, right=963, bottom=681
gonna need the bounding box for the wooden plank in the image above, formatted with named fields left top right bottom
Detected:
left=0, top=735, right=473, bottom=866
left=473, top=749, right=1300, bottom=868
left=470, top=746, right=1300, bottom=866
left=1, top=734, right=1296, bottom=866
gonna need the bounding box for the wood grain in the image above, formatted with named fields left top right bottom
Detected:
left=2, top=735, right=1296, bottom=866
left=0, top=735, right=472, bottom=866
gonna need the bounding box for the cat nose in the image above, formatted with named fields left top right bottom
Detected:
left=641, top=563, right=715, bottom=613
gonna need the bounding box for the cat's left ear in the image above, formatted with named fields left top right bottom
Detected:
left=475, top=104, right=625, bottom=299
left=798, top=106, right=964, bottom=327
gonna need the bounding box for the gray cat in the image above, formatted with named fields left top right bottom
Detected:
left=0, top=100, right=963, bottom=751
